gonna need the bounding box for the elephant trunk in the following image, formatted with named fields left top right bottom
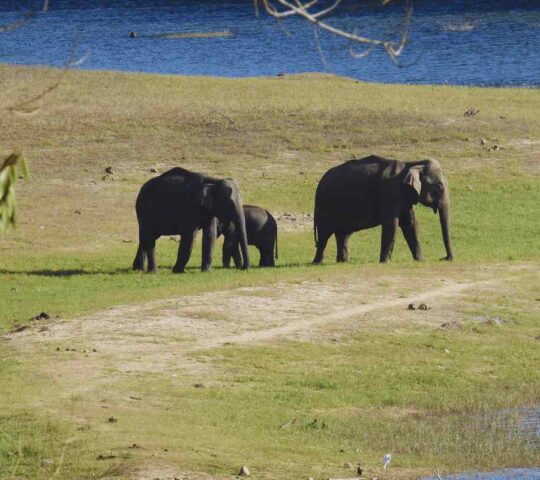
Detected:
left=233, top=209, right=251, bottom=270
left=439, top=194, right=454, bottom=260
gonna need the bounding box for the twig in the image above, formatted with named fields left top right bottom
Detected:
left=6, top=32, right=84, bottom=114
left=260, top=0, right=413, bottom=62
left=431, top=467, right=443, bottom=480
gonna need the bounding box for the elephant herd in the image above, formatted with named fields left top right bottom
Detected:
left=132, top=155, right=454, bottom=273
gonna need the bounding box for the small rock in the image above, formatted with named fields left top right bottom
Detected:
left=480, top=137, right=487, bottom=145
left=149, top=167, right=158, bottom=173
left=74, top=210, right=82, bottom=215
left=238, top=465, right=250, bottom=476
left=484, top=317, right=502, bottom=326
left=10, top=287, right=17, bottom=292
left=32, top=311, right=50, bottom=321
left=408, top=303, right=416, bottom=310
left=92, top=348, right=97, bottom=352
left=444, top=348, right=450, bottom=354
left=108, top=416, right=118, bottom=423
left=128, top=443, right=140, bottom=449
left=357, top=466, right=363, bottom=476
left=343, top=462, right=353, bottom=469
left=129, top=31, right=137, bottom=38
left=41, top=458, right=54, bottom=467
left=105, top=166, right=114, bottom=174
left=464, top=107, right=479, bottom=117
left=194, top=383, right=206, bottom=388
left=418, top=303, right=431, bottom=310
left=466, top=185, right=473, bottom=191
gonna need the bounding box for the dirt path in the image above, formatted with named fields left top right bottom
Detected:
left=4, top=266, right=508, bottom=386
left=197, top=279, right=478, bottom=348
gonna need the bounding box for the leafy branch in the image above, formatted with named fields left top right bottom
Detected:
left=0, top=153, right=29, bottom=233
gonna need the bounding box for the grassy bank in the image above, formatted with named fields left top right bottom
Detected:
left=0, top=65, right=539, bottom=479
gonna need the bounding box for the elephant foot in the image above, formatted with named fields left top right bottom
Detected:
left=147, top=268, right=157, bottom=274
left=439, top=255, right=454, bottom=261
left=172, top=265, right=185, bottom=273
left=201, top=266, right=212, bottom=272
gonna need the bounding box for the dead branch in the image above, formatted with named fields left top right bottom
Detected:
left=257, top=0, right=413, bottom=62
left=6, top=34, right=83, bottom=114
left=0, top=0, right=49, bottom=33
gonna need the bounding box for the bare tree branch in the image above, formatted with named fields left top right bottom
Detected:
left=0, top=0, right=49, bottom=33
left=257, top=0, right=413, bottom=61
left=6, top=33, right=83, bottom=114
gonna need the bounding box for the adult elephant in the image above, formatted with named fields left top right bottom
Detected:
left=133, top=167, right=250, bottom=273
left=313, top=155, right=454, bottom=264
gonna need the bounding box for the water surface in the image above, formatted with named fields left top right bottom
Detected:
left=1, top=0, right=540, bottom=85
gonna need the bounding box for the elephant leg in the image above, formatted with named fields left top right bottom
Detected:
left=201, top=217, right=217, bottom=272
left=264, top=245, right=275, bottom=267
left=258, top=246, right=270, bottom=268
left=335, top=231, right=352, bottom=263
left=313, top=226, right=332, bottom=264
left=232, top=242, right=242, bottom=269
left=222, top=242, right=233, bottom=268
left=173, top=230, right=197, bottom=273
left=399, top=208, right=423, bottom=261
left=132, top=244, right=146, bottom=271
left=380, top=218, right=398, bottom=263
left=141, top=235, right=157, bottom=273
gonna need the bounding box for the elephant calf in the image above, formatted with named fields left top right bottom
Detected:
left=218, top=205, right=278, bottom=268
left=313, top=155, right=454, bottom=264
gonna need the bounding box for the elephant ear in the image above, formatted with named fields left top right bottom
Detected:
left=403, top=165, right=423, bottom=200
left=198, top=183, right=214, bottom=210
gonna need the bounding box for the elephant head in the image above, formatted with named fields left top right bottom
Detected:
left=199, top=178, right=251, bottom=269
left=403, top=159, right=454, bottom=260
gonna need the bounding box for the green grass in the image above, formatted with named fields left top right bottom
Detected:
left=0, top=65, right=539, bottom=479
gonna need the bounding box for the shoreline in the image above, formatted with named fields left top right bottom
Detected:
left=1, top=62, right=538, bottom=90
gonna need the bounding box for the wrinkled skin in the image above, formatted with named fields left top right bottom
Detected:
left=133, top=167, right=250, bottom=273
left=218, top=205, right=278, bottom=268
left=313, top=155, right=454, bottom=264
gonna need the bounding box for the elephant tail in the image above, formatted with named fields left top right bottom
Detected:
left=313, top=207, right=319, bottom=247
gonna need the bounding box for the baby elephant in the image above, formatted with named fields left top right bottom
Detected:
left=218, top=205, right=278, bottom=268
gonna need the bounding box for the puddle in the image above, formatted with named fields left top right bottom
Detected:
left=422, top=468, right=540, bottom=479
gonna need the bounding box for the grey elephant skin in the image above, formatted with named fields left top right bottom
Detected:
left=218, top=205, right=278, bottom=268
left=313, top=155, right=454, bottom=264
left=133, top=167, right=250, bottom=273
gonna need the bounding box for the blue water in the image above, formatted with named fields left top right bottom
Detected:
left=1, top=0, right=540, bottom=86
left=422, top=468, right=540, bottom=480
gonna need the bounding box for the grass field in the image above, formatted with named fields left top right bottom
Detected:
left=0, top=64, right=539, bottom=479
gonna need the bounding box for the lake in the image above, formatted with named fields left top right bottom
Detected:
left=1, top=0, right=540, bottom=86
